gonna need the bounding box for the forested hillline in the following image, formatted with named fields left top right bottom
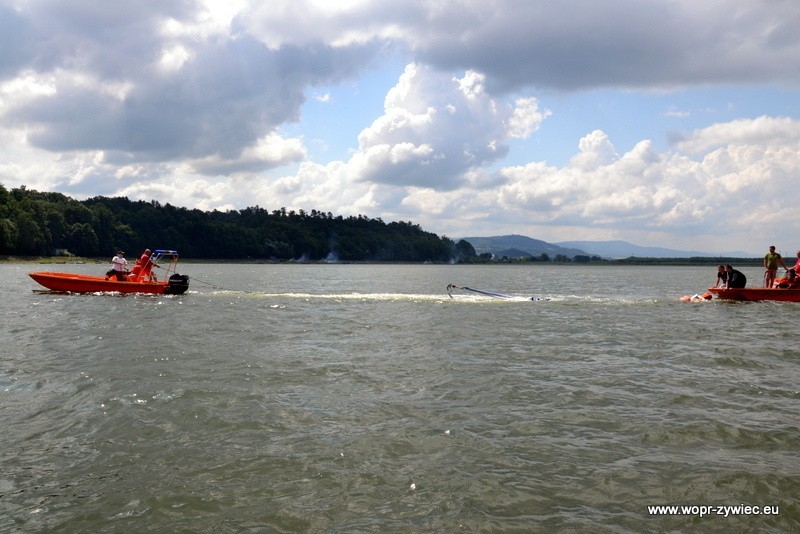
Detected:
left=0, top=185, right=479, bottom=262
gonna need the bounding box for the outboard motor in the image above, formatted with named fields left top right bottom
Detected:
left=165, top=273, right=190, bottom=295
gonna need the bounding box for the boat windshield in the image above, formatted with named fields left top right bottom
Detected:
left=150, top=250, right=180, bottom=279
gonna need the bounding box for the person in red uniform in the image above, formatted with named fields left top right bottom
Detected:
left=774, top=268, right=799, bottom=288
left=129, top=249, right=159, bottom=281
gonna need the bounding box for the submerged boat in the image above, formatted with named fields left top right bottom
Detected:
left=446, top=283, right=549, bottom=301
left=29, top=250, right=189, bottom=295
left=708, top=286, right=800, bottom=302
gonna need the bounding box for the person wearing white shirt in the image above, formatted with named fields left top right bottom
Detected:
left=105, top=251, right=129, bottom=281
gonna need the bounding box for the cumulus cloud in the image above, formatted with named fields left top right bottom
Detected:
left=454, top=122, right=800, bottom=246
left=675, top=116, right=800, bottom=153
left=187, top=133, right=307, bottom=176
left=347, top=63, right=548, bottom=189
left=423, top=0, right=800, bottom=91
left=0, top=1, right=377, bottom=166
left=210, top=112, right=799, bottom=253
left=1, top=1, right=795, bottom=168
left=570, top=130, right=619, bottom=171
left=507, top=97, right=551, bottom=139
left=245, top=0, right=800, bottom=91
left=1, top=0, right=799, bottom=253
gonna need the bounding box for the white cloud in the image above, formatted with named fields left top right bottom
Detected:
left=507, top=97, right=551, bottom=139
left=453, top=120, right=800, bottom=248
left=3, top=94, right=798, bottom=253
left=0, top=1, right=377, bottom=164
left=421, top=0, right=800, bottom=91
left=570, top=130, right=619, bottom=170
left=675, top=116, right=800, bottom=153
left=0, top=0, right=799, bottom=254
left=158, top=45, right=192, bottom=72
left=346, top=63, right=540, bottom=189
left=455, top=70, right=486, bottom=100
left=243, top=0, right=800, bottom=90
left=187, top=133, right=307, bottom=175
left=0, top=71, right=56, bottom=103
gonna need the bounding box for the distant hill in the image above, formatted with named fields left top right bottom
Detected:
left=461, top=235, right=589, bottom=259
left=461, top=235, right=757, bottom=260
left=554, top=240, right=756, bottom=259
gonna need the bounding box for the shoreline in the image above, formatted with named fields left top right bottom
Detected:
left=2, top=255, right=761, bottom=267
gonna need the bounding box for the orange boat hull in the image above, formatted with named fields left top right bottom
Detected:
left=708, top=287, right=800, bottom=302
left=29, top=272, right=182, bottom=294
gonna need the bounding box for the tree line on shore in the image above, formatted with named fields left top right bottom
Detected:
left=0, top=184, right=760, bottom=265
left=0, top=184, right=479, bottom=262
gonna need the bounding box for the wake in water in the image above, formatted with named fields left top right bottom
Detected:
left=155, top=287, right=684, bottom=307
left=206, top=290, right=549, bottom=303
left=205, top=289, right=668, bottom=305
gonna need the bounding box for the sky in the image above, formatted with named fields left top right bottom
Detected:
left=1, top=0, right=799, bottom=255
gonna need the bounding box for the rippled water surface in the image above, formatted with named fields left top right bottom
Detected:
left=2, top=262, right=799, bottom=532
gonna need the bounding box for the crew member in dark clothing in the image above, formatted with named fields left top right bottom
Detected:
left=725, top=264, right=747, bottom=288
left=714, top=265, right=727, bottom=287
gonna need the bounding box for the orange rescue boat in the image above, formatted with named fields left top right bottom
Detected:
left=29, top=250, right=189, bottom=295
left=707, top=286, right=800, bottom=302
left=708, top=270, right=800, bottom=302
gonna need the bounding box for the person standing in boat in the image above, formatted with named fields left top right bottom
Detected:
left=105, top=251, right=128, bottom=281
left=724, top=264, right=746, bottom=289
left=137, top=249, right=159, bottom=282
left=129, top=249, right=160, bottom=282
left=763, top=245, right=787, bottom=288
left=713, top=265, right=727, bottom=287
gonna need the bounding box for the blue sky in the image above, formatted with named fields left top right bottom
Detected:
left=1, top=0, right=799, bottom=255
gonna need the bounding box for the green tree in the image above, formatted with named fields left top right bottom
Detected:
left=0, top=218, right=17, bottom=254
left=64, top=204, right=96, bottom=226
left=90, top=204, right=116, bottom=252
left=42, top=209, right=69, bottom=250
left=15, top=212, right=47, bottom=255
left=68, top=223, right=100, bottom=257
left=453, top=239, right=477, bottom=263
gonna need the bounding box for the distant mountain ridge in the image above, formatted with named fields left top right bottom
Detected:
left=461, top=235, right=756, bottom=259
left=555, top=240, right=755, bottom=259
left=460, top=235, right=589, bottom=258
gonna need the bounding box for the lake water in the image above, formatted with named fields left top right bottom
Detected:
left=2, top=262, right=799, bottom=532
